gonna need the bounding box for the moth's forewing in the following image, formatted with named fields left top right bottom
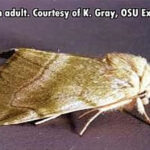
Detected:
left=0, top=49, right=141, bottom=124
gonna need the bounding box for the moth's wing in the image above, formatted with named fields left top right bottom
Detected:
left=0, top=49, right=144, bottom=125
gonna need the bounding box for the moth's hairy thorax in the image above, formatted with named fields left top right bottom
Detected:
left=105, top=53, right=150, bottom=105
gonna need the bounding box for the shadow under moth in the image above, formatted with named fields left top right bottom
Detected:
left=0, top=48, right=149, bottom=135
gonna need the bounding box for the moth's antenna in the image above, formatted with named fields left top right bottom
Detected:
left=0, top=49, right=16, bottom=59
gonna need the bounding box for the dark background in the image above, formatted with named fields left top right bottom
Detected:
left=0, top=0, right=150, bottom=150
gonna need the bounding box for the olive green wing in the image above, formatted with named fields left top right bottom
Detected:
left=0, top=49, right=141, bottom=125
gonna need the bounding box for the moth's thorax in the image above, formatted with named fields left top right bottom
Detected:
left=105, top=53, right=149, bottom=97
left=113, top=53, right=150, bottom=105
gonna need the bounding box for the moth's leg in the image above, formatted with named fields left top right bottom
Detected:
left=80, top=99, right=133, bottom=135
left=80, top=110, right=102, bottom=136
left=35, top=114, right=60, bottom=125
left=79, top=109, right=97, bottom=119
left=136, top=98, right=150, bottom=124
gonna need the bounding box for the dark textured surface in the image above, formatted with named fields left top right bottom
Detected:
left=0, top=1, right=150, bottom=150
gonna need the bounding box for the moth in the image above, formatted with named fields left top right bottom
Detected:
left=0, top=48, right=149, bottom=136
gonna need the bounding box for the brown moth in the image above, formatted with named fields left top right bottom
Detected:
left=0, top=48, right=150, bottom=135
